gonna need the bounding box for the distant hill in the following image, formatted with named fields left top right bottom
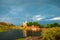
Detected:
left=0, top=22, right=15, bottom=26
left=0, top=22, right=16, bottom=32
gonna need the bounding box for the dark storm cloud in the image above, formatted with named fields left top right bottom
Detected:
left=0, top=0, right=60, bottom=25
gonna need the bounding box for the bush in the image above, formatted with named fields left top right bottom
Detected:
left=41, top=27, right=60, bottom=40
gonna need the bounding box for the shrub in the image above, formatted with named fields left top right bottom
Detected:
left=41, top=27, right=60, bottom=40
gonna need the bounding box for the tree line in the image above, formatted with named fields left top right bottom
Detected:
left=27, top=22, right=60, bottom=28
left=0, top=22, right=60, bottom=32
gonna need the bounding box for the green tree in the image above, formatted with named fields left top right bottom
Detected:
left=33, top=22, right=44, bottom=28
left=27, top=22, right=33, bottom=26
left=33, top=22, right=40, bottom=26
left=45, top=22, right=60, bottom=28
left=52, top=22, right=59, bottom=27
left=46, top=24, right=53, bottom=28
left=27, top=22, right=43, bottom=28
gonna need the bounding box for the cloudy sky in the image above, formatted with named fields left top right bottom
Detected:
left=0, top=0, right=60, bottom=25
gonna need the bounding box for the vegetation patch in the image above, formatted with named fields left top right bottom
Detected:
left=41, top=27, right=60, bottom=40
